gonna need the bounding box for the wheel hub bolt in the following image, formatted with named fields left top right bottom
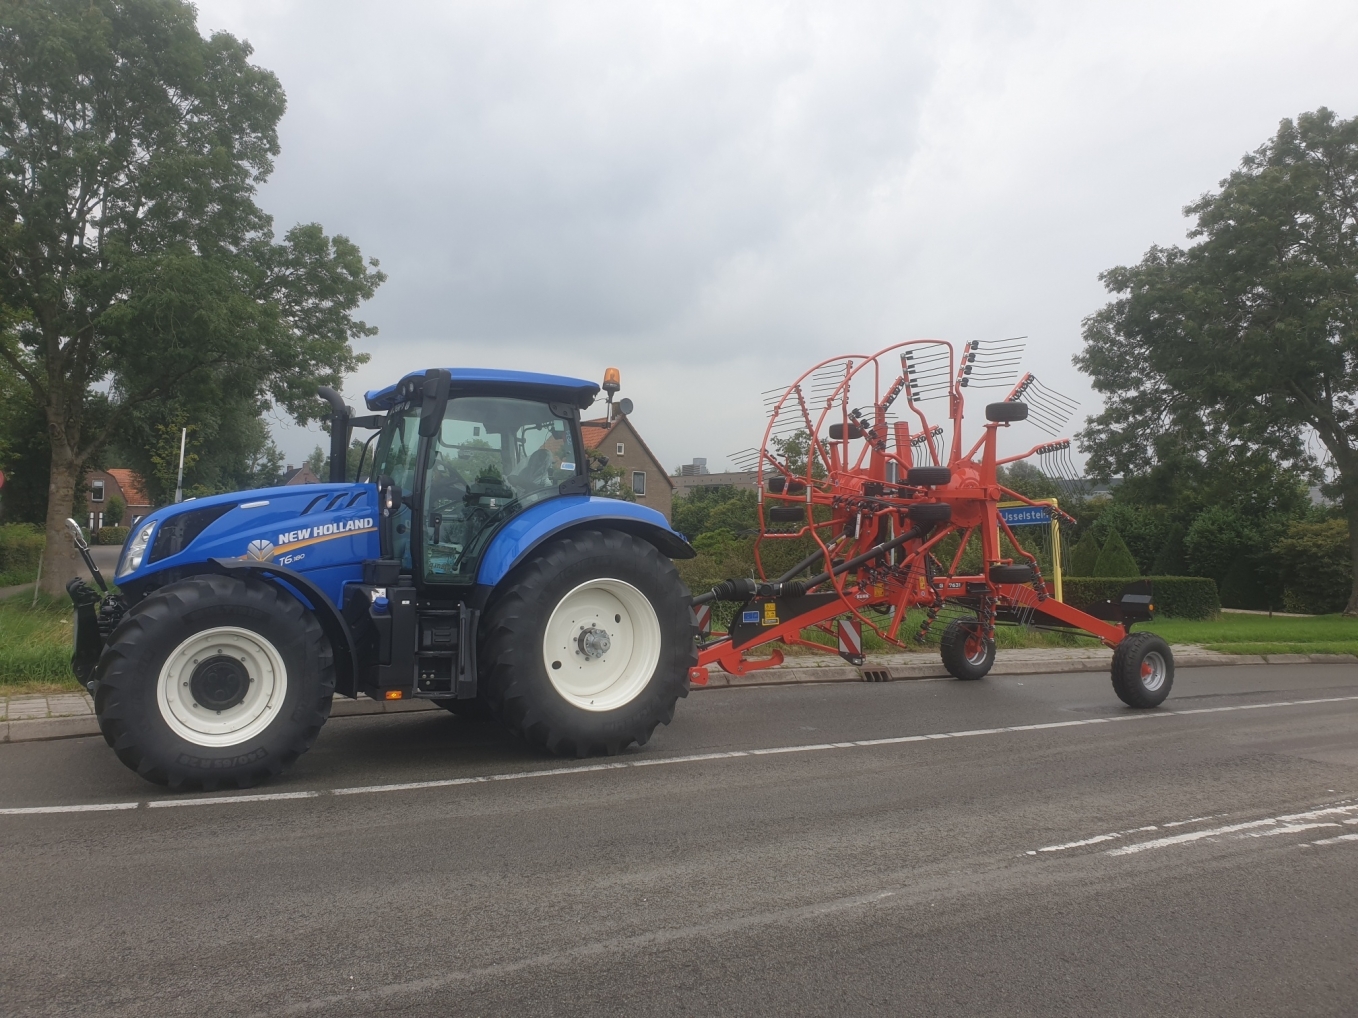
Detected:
left=577, top=626, right=611, bottom=660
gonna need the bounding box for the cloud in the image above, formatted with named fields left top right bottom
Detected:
left=198, top=0, right=1358, bottom=473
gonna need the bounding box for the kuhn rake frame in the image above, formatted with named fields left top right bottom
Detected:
left=691, top=339, right=1175, bottom=709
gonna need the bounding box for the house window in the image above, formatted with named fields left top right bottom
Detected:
left=616, top=442, right=625, bottom=456
left=631, top=471, right=647, bottom=496
left=91, top=480, right=105, bottom=502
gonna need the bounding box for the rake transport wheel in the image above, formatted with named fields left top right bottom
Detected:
left=1110, top=632, right=1174, bottom=708
left=480, top=529, right=697, bottom=757
left=92, top=575, right=335, bottom=791
left=940, top=619, right=996, bottom=680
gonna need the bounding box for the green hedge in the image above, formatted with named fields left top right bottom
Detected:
left=1061, top=576, right=1220, bottom=620
left=0, top=523, right=44, bottom=576
left=95, top=526, right=130, bottom=546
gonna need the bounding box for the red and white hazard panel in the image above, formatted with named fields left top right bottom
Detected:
left=692, top=603, right=712, bottom=637
left=837, top=617, right=864, bottom=665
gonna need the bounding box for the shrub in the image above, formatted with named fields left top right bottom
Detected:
left=1093, top=528, right=1140, bottom=577
left=1218, top=556, right=1273, bottom=611
left=95, top=526, right=130, bottom=547
left=1067, top=531, right=1100, bottom=577
left=1062, top=576, right=1220, bottom=620
left=1185, top=505, right=1257, bottom=583
left=1276, top=519, right=1350, bottom=615
left=1150, top=523, right=1187, bottom=575
left=104, top=495, right=126, bottom=527
left=0, top=522, right=44, bottom=576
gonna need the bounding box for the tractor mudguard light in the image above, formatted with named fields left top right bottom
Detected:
left=692, top=338, right=1174, bottom=708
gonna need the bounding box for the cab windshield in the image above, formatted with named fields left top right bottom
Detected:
left=424, top=396, right=579, bottom=584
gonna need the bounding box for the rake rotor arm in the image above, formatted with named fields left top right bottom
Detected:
left=995, top=442, right=1071, bottom=468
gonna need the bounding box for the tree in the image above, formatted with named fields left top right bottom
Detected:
left=1093, top=528, right=1140, bottom=577
left=104, top=494, right=125, bottom=526
left=587, top=449, right=635, bottom=501
left=0, top=0, right=384, bottom=593
left=304, top=445, right=327, bottom=481
left=1068, top=530, right=1100, bottom=577
left=1150, top=523, right=1187, bottom=575
left=1075, top=108, right=1358, bottom=612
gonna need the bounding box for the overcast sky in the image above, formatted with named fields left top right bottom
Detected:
left=195, top=0, right=1358, bottom=473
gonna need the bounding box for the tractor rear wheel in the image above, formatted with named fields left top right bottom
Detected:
left=92, top=575, right=334, bottom=790
left=940, top=619, right=995, bottom=680
left=480, top=529, right=697, bottom=757
left=1111, top=632, right=1174, bottom=708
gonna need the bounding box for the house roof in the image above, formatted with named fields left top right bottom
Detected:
left=106, top=469, right=150, bottom=507
left=580, top=415, right=675, bottom=489
left=282, top=464, right=321, bottom=486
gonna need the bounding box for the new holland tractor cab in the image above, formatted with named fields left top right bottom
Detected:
left=68, top=368, right=699, bottom=791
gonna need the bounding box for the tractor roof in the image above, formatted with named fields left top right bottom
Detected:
left=365, top=368, right=600, bottom=412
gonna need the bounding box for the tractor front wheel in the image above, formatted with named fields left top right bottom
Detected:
left=480, top=529, right=697, bottom=757
left=93, top=575, right=335, bottom=790
left=940, top=619, right=995, bottom=680
left=1111, top=632, right=1174, bottom=708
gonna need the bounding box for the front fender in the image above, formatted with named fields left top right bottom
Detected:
left=477, top=496, right=694, bottom=589
left=209, top=558, right=360, bottom=698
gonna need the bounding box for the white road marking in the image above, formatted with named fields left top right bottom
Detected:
left=1311, top=833, right=1358, bottom=846
left=147, top=791, right=321, bottom=808
left=3, top=692, right=1357, bottom=818
left=1028, top=824, right=1160, bottom=855
left=1108, top=802, right=1358, bottom=856
left=0, top=801, right=140, bottom=815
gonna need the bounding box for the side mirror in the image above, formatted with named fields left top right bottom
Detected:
left=418, top=369, right=450, bottom=438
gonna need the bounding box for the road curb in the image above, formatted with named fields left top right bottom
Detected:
left=4, top=651, right=1354, bottom=742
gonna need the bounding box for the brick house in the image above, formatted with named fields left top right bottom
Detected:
left=85, top=468, right=154, bottom=531
left=281, top=463, right=322, bottom=486
left=580, top=411, right=675, bottom=520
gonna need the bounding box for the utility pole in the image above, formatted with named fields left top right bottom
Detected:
left=174, top=427, right=187, bottom=503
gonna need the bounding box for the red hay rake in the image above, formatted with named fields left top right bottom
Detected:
left=689, top=339, right=1176, bottom=709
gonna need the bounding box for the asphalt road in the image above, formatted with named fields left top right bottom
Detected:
left=3, top=663, right=1357, bottom=1017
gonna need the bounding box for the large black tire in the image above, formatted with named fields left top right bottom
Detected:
left=93, top=575, right=334, bottom=791
left=989, top=563, right=1035, bottom=584
left=907, top=502, right=952, bottom=524
left=906, top=466, right=951, bottom=487
left=940, top=619, right=995, bottom=680
left=1111, top=632, right=1174, bottom=708
left=480, top=529, right=697, bottom=757
left=986, top=401, right=1029, bottom=422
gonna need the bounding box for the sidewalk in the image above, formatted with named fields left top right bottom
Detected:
left=5, top=644, right=1354, bottom=744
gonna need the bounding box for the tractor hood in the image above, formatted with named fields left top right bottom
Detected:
left=115, top=482, right=380, bottom=604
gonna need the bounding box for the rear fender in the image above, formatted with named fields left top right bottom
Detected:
left=477, top=496, right=695, bottom=590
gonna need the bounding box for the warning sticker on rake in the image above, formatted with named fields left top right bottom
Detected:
left=762, top=602, right=780, bottom=626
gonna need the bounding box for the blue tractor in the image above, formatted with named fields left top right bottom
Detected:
left=67, top=368, right=699, bottom=790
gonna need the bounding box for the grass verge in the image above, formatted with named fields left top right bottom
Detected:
left=0, top=593, right=82, bottom=695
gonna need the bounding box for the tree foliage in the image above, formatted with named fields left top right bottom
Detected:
left=0, top=0, right=383, bottom=590
left=1075, top=108, right=1358, bottom=612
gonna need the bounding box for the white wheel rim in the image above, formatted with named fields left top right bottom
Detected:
left=542, top=578, right=661, bottom=712
left=157, top=627, right=288, bottom=747
left=1140, top=650, right=1167, bottom=693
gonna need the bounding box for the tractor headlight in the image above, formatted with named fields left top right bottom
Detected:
left=118, top=521, right=156, bottom=579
